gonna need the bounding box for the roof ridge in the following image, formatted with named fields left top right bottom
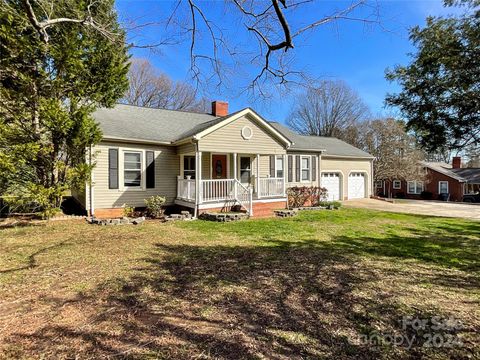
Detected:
left=115, top=102, right=215, bottom=117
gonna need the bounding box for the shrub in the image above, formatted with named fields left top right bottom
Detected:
left=287, top=186, right=328, bottom=208
left=123, top=204, right=135, bottom=217
left=3, top=183, right=64, bottom=219
left=318, top=201, right=342, bottom=209
left=420, top=191, right=433, bottom=200
left=395, top=192, right=405, bottom=199
left=144, top=195, right=166, bottom=218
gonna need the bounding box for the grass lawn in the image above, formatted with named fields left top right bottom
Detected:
left=0, top=208, right=479, bottom=359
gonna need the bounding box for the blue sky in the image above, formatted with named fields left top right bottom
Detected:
left=116, top=0, right=459, bottom=123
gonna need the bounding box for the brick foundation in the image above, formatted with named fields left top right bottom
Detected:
left=93, top=208, right=124, bottom=219
left=199, top=200, right=287, bottom=218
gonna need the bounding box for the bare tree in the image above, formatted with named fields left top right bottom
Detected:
left=16, top=0, right=381, bottom=95
left=286, top=80, right=370, bottom=138
left=122, top=58, right=208, bottom=111
left=353, top=118, right=426, bottom=197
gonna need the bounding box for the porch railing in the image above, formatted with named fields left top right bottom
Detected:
left=177, top=176, right=196, bottom=202
left=202, top=179, right=235, bottom=202
left=258, top=177, right=285, bottom=198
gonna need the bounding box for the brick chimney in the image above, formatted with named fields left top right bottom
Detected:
left=211, top=101, right=228, bottom=117
left=452, top=156, right=462, bottom=169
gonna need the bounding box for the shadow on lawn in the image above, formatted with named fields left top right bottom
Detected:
left=7, top=236, right=477, bottom=359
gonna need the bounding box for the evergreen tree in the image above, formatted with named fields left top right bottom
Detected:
left=0, top=0, right=129, bottom=216
left=385, top=0, right=479, bottom=153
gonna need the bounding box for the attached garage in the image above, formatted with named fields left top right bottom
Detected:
left=348, top=172, right=366, bottom=199
left=321, top=172, right=341, bottom=201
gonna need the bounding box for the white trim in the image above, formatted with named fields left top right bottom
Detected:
left=438, top=180, right=449, bottom=194
left=120, top=149, right=145, bottom=191
left=238, top=155, right=253, bottom=185
left=320, top=154, right=375, bottom=160
left=103, top=136, right=171, bottom=146
left=300, top=155, right=311, bottom=182
left=192, top=108, right=292, bottom=146
left=274, top=155, right=285, bottom=178
left=241, top=126, right=253, bottom=140
left=407, top=180, right=424, bottom=194
left=393, top=179, right=401, bottom=189
left=375, top=180, right=383, bottom=189
left=181, top=154, right=196, bottom=179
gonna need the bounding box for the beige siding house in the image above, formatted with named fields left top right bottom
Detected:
left=79, top=102, right=374, bottom=218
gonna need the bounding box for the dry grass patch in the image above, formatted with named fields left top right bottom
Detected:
left=0, top=209, right=479, bottom=359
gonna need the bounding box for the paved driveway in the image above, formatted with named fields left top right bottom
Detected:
left=343, top=198, right=480, bottom=220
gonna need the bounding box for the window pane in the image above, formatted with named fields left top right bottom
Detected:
left=124, top=170, right=141, bottom=186
left=301, top=157, right=309, bottom=168
left=240, top=157, right=251, bottom=170
left=302, top=169, right=309, bottom=181
left=124, top=153, right=140, bottom=163
left=417, top=182, right=424, bottom=193
left=408, top=182, right=415, bottom=193
left=240, top=170, right=250, bottom=183
left=124, top=162, right=141, bottom=170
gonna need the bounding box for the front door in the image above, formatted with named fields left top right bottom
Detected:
left=212, top=154, right=227, bottom=179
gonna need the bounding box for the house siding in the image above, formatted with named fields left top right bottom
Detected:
left=198, top=115, right=286, bottom=154
left=285, top=152, right=321, bottom=187
left=87, top=141, right=179, bottom=212
left=378, top=169, right=464, bottom=201
left=177, top=142, right=195, bottom=154
left=321, top=157, right=373, bottom=200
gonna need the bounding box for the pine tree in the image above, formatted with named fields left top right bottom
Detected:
left=0, top=0, right=129, bottom=216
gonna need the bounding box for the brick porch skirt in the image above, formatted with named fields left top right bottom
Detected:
left=199, top=200, right=287, bottom=218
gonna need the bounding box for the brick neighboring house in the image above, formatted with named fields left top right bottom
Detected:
left=375, top=157, right=480, bottom=202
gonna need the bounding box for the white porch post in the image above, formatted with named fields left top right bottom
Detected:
left=233, top=153, right=238, bottom=198
left=233, top=153, right=237, bottom=180
left=256, top=153, right=260, bottom=197
left=283, top=154, right=287, bottom=196
left=195, top=151, right=202, bottom=216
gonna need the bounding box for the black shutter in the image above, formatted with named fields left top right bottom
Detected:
left=295, top=155, right=300, bottom=182
left=269, top=155, right=275, bottom=177
left=312, top=155, right=317, bottom=182
left=288, top=155, right=293, bottom=182
left=108, top=149, right=119, bottom=189
left=146, top=151, right=155, bottom=188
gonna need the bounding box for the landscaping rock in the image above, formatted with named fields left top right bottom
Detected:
left=132, top=217, right=145, bottom=225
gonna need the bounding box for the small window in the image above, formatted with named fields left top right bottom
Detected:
left=439, top=181, right=449, bottom=194
left=275, top=156, right=284, bottom=178
left=407, top=180, right=423, bottom=194
left=301, top=156, right=310, bottom=181
left=240, top=157, right=251, bottom=184
left=124, top=151, right=142, bottom=187
left=183, top=156, right=196, bottom=179
left=375, top=180, right=383, bottom=189
left=393, top=180, right=401, bottom=189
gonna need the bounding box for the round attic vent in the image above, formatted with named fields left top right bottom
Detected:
left=241, top=126, right=253, bottom=140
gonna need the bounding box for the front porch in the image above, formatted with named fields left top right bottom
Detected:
left=175, top=152, right=288, bottom=216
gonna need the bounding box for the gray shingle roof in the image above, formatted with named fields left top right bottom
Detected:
left=419, top=161, right=480, bottom=183
left=451, top=168, right=480, bottom=183
left=93, top=104, right=373, bottom=159
left=419, top=161, right=466, bottom=182
left=93, top=104, right=218, bottom=143
left=269, top=122, right=374, bottom=158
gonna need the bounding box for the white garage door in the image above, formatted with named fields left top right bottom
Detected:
left=321, top=173, right=341, bottom=201
left=348, top=172, right=365, bottom=199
